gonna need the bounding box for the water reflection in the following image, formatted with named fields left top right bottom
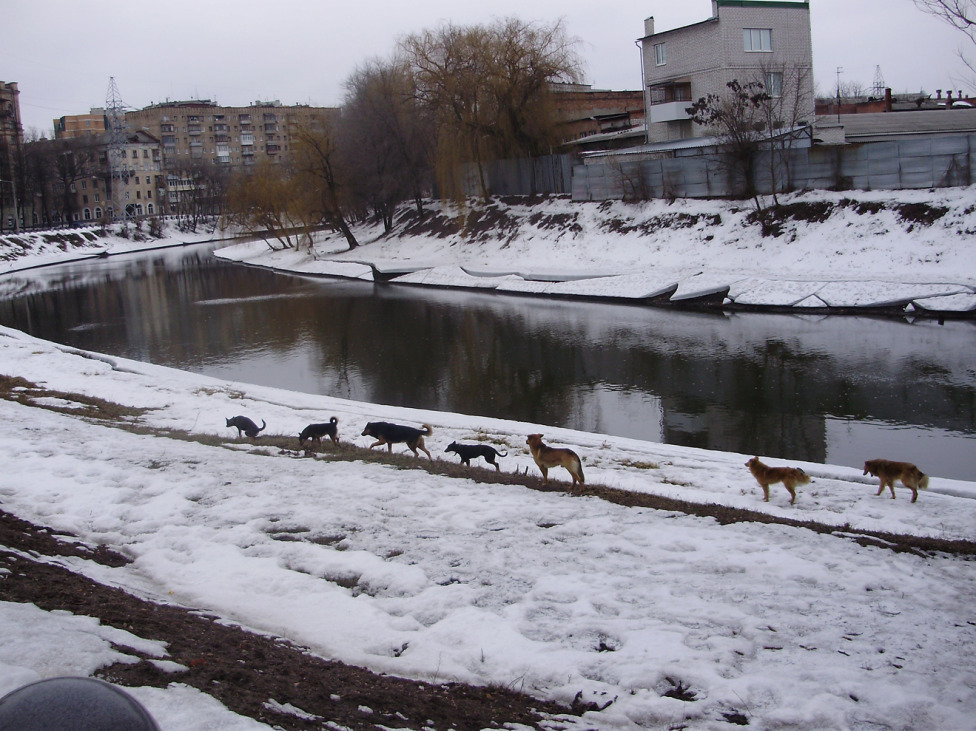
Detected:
left=1, top=245, right=974, bottom=479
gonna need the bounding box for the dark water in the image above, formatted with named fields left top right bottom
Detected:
left=1, top=244, right=975, bottom=480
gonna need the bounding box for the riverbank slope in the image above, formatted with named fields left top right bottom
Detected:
left=215, top=187, right=976, bottom=315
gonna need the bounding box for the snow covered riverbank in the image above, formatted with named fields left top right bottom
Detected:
left=214, top=189, right=976, bottom=315
left=1, top=325, right=975, bottom=730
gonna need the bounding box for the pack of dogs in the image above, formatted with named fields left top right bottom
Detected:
left=226, top=414, right=930, bottom=505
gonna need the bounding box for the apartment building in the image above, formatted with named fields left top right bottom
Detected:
left=125, top=99, right=339, bottom=170
left=54, top=109, right=108, bottom=139
left=639, top=0, right=813, bottom=144
left=111, top=130, right=164, bottom=219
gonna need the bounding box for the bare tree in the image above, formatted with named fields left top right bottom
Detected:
left=402, top=17, right=583, bottom=203
left=342, top=56, right=433, bottom=229
left=914, top=1, right=976, bottom=81
left=754, top=60, right=814, bottom=202
left=914, top=0, right=976, bottom=42
left=292, top=120, right=359, bottom=250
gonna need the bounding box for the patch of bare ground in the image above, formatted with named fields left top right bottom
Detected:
left=0, top=512, right=575, bottom=731
left=2, top=377, right=975, bottom=728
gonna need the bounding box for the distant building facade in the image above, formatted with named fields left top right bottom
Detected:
left=1, top=81, right=24, bottom=231
left=552, top=84, right=647, bottom=152
left=639, top=0, right=814, bottom=144
left=125, top=99, right=339, bottom=170
left=54, top=109, right=108, bottom=139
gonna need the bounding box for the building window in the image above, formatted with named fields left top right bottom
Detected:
left=765, top=72, right=783, bottom=97
left=654, top=42, right=666, bottom=66
left=744, top=28, right=772, bottom=52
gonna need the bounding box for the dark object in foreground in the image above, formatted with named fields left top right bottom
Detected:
left=0, top=676, right=159, bottom=731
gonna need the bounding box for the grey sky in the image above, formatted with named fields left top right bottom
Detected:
left=2, top=0, right=968, bottom=136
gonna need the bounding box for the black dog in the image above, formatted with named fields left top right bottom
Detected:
left=225, top=415, right=265, bottom=438
left=298, top=417, right=339, bottom=450
left=362, top=421, right=433, bottom=459
left=445, top=441, right=508, bottom=471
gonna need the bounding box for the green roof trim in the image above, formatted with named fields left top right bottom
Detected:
left=716, top=0, right=809, bottom=7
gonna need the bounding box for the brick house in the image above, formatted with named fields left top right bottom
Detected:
left=639, top=0, right=814, bottom=144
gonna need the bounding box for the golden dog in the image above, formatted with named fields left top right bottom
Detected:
left=526, top=434, right=584, bottom=489
left=745, top=457, right=810, bottom=505
left=863, top=459, right=929, bottom=503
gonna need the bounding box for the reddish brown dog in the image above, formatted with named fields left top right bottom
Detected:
left=526, top=434, right=584, bottom=489
left=745, top=456, right=810, bottom=505
left=863, top=459, right=929, bottom=503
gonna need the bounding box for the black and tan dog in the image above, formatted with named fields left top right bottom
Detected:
left=225, top=415, right=266, bottom=439
left=298, top=417, right=339, bottom=451
left=745, top=456, right=810, bottom=505
left=445, top=441, right=508, bottom=471
left=863, top=458, right=929, bottom=503
left=362, top=421, right=433, bottom=459
left=526, top=434, right=584, bottom=488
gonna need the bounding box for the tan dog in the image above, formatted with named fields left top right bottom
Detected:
left=745, top=457, right=810, bottom=505
left=526, top=434, right=584, bottom=488
left=863, top=459, right=929, bottom=503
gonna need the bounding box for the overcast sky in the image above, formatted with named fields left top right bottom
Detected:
left=3, top=0, right=969, bottom=136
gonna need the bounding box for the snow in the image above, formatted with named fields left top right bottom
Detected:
left=1, top=189, right=976, bottom=729
left=209, top=188, right=976, bottom=314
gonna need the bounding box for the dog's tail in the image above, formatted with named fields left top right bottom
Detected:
left=497, top=450, right=508, bottom=457
left=421, top=424, right=433, bottom=435
left=575, top=458, right=585, bottom=485
left=257, top=420, right=266, bottom=434
left=919, top=472, right=930, bottom=490
left=331, top=416, right=338, bottom=425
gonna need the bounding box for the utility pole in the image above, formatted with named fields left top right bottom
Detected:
left=836, top=67, right=843, bottom=123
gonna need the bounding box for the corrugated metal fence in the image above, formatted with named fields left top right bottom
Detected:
left=570, top=135, right=976, bottom=201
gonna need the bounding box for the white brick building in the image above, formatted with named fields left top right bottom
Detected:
left=639, top=0, right=813, bottom=144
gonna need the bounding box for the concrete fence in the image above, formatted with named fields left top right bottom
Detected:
left=571, top=135, right=976, bottom=201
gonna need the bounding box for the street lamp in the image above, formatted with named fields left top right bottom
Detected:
left=0, top=177, right=20, bottom=234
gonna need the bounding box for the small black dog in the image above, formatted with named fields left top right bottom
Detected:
left=362, top=421, right=433, bottom=459
left=445, top=441, right=508, bottom=471
left=298, top=417, right=339, bottom=450
left=225, top=415, right=266, bottom=439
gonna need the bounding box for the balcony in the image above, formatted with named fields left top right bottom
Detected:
left=649, top=101, right=692, bottom=124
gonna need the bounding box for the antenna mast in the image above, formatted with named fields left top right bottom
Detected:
left=105, top=77, right=130, bottom=223
left=872, top=65, right=886, bottom=98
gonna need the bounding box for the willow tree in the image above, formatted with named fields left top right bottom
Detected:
left=401, top=17, right=583, bottom=203
left=342, top=55, right=433, bottom=229
left=225, top=160, right=316, bottom=251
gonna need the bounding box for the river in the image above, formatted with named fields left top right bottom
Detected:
left=1, top=243, right=974, bottom=480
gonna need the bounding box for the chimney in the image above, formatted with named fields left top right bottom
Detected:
left=644, top=16, right=654, bottom=36
left=885, top=87, right=892, bottom=112
left=937, top=89, right=942, bottom=99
